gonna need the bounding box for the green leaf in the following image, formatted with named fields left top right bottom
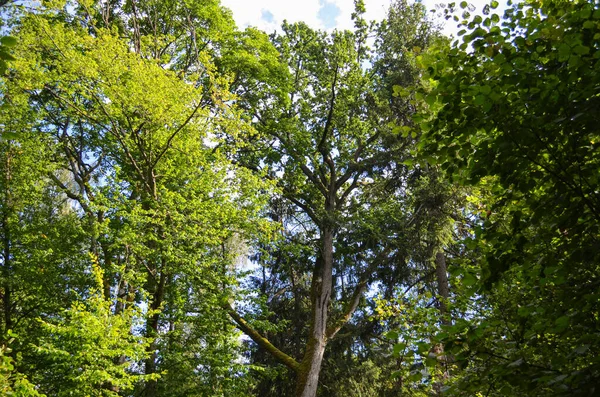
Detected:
left=393, top=342, right=407, bottom=355
left=480, top=85, right=492, bottom=95
left=408, top=371, right=423, bottom=382
left=573, top=45, right=590, bottom=55
left=417, top=342, right=430, bottom=354
left=554, top=316, right=569, bottom=331
left=0, top=36, right=17, bottom=47
left=583, top=20, right=595, bottom=29
left=557, top=43, right=571, bottom=61
left=474, top=94, right=486, bottom=106
left=425, top=355, right=438, bottom=367
left=463, top=273, right=477, bottom=286
left=0, top=51, right=15, bottom=62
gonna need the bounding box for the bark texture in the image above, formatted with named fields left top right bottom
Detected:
left=295, top=226, right=334, bottom=397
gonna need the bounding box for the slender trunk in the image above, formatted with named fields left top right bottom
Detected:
left=291, top=268, right=302, bottom=357
left=114, top=277, right=128, bottom=316
left=433, top=251, right=450, bottom=395
left=110, top=249, right=134, bottom=382
left=98, top=214, right=112, bottom=301
left=111, top=269, right=130, bottom=376
left=144, top=267, right=166, bottom=397
left=1, top=148, right=12, bottom=336
left=295, top=226, right=334, bottom=397
left=141, top=171, right=163, bottom=397
left=2, top=214, right=12, bottom=334
left=435, top=251, right=449, bottom=320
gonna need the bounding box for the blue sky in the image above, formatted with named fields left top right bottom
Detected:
left=220, top=0, right=509, bottom=36
left=318, top=0, right=342, bottom=29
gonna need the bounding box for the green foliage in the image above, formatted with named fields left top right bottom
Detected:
left=0, top=35, right=17, bottom=76
left=1, top=0, right=273, bottom=395
left=34, top=258, right=152, bottom=396
left=1, top=335, right=44, bottom=397
left=231, top=1, right=444, bottom=394
left=416, top=0, right=600, bottom=394
left=4, top=0, right=598, bottom=395
left=376, top=292, right=445, bottom=396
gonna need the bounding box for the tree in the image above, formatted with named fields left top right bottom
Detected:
left=1, top=0, right=271, bottom=395
left=223, top=1, right=438, bottom=395
left=0, top=104, right=91, bottom=382
left=418, top=0, right=600, bottom=394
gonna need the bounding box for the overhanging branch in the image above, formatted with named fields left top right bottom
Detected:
left=223, top=302, right=301, bottom=372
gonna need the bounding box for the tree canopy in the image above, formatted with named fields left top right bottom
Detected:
left=0, top=0, right=598, bottom=396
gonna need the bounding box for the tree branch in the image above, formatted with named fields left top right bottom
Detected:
left=317, top=66, right=338, bottom=155
left=284, top=192, right=320, bottom=225
left=318, top=66, right=339, bottom=187
left=336, top=175, right=360, bottom=209
left=48, top=172, right=92, bottom=214
left=298, top=163, right=328, bottom=197
left=326, top=246, right=393, bottom=339
left=152, top=100, right=204, bottom=169
left=336, top=131, right=381, bottom=190
left=326, top=278, right=367, bottom=339
left=223, top=302, right=301, bottom=372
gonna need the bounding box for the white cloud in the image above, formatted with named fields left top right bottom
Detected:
left=332, top=0, right=391, bottom=31
left=220, top=0, right=510, bottom=37
left=221, top=0, right=392, bottom=33
left=221, top=0, right=324, bottom=33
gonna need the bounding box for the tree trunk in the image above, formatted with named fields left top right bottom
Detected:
left=143, top=268, right=166, bottom=397
left=435, top=251, right=449, bottom=320
left=2, top=215, right=12, bottom=335
left=295, top=226, right=334, bottom=397
left=1, top=148, right=12, bottom=336
left=296, top=337, right=327, bottom=397
left=433, top=251, right=450, bottom=396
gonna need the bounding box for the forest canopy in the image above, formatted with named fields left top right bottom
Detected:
left=0, top=0, right=598, bottom=396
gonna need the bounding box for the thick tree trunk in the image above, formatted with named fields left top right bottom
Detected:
left=295, top=226, right=334, bottom=397
left=296, top=337, right=327, bottom=397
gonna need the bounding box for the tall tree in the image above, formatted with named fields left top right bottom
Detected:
left=224, top=2, right=438, bottom=395
left=1, top=0, right=271, bottom=395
